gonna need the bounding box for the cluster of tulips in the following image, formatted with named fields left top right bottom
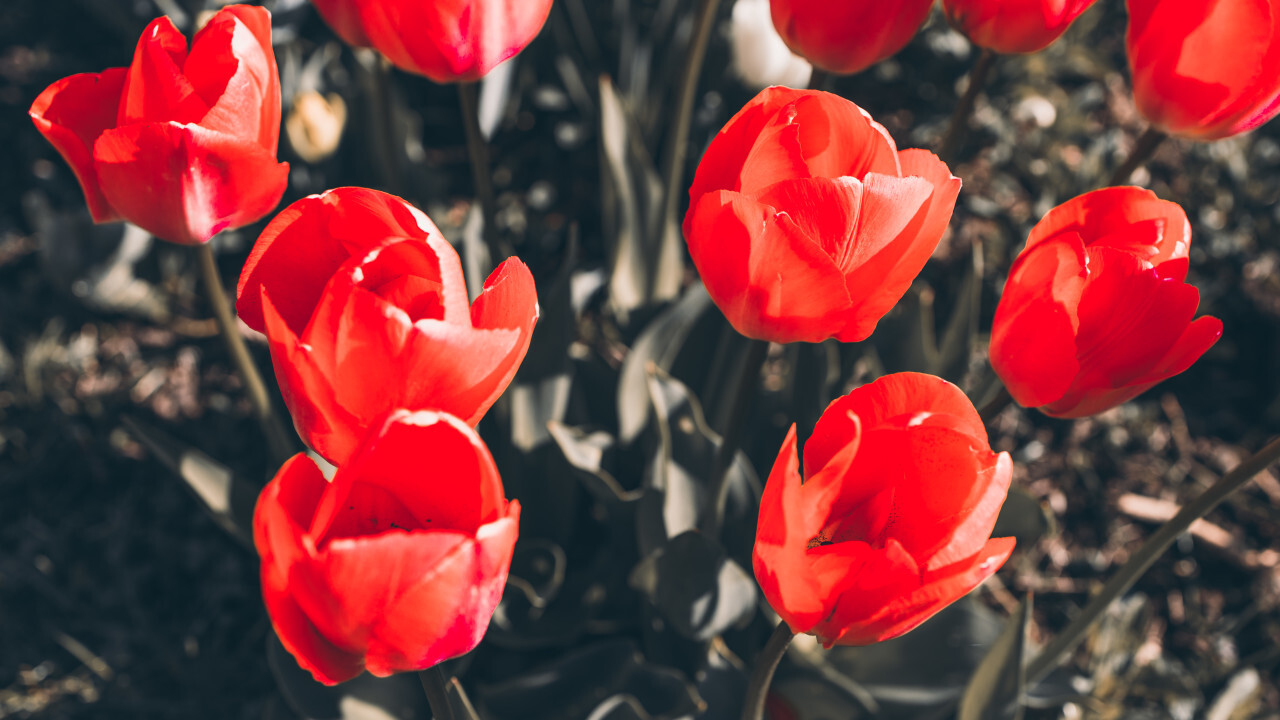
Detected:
left=26, top=0, right=1280, bottom=716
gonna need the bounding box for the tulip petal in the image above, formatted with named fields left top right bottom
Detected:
left=367, top=511, right=518, bottom=675
left=832, top=150, right=959, bottom=344
left=118, top=16, right=209, bottom=127
left=812, top=539, right=921, bottom=647
left=686, top=87, right=808, bottom=214
left=1071, top=247, right=1200, bottom=388
left=838, top=536, right=1014, bottom=645
left=187, top=5, right=279, bottom=148
left=788, top=93, right=900, bottom=180
left=262, top=289, right=364, bottom=465
left=755, top=426, right=845, bottom=632
left=1026, top=186, right=1190, bottom=264
left=255, top=456, right=366, bottom=686
left=310, top=410, right=506, bottom=541
left=237, top=188, right=437, bottom=334
left=93, top=122, right=288, bottom=245
left=686, top=189, right=851, bottom=343
left=990, top=235, right=1088, bottom=408
left=753, top=175, right=865, bottom=262
left=29, top=69, right=128, bottom=223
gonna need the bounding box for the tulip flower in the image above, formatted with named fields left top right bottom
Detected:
left=255, top=409, right=520, bottom=685
left=237, top=187, right=538, bottom=465
left=990, top=187, right=1222, bottom=418
left=1127, top=0, right=1280, bottom=140
left=684, top=87, right=960, bottom=344
left=769, top=0, right=934, bottom=75
left=942, top=0, right=1099, bottom=54
left=310, top=0, right=554, bottom=83
left=29, top=5, right=288, bottom=245
left=754, top=372, right=1015, bottom=647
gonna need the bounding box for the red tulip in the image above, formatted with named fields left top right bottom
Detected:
left=1127, top=0, right=1280, bottom=140
left=769, top=0, right=933, bottom=75
left=942, top=0, right=1099, bottom=54
left=255, top=409, right=520, bottom=685
left=684, top=87, right=960, bottom=344
left=753, top=372, right=1014, bottom=647
left=990, top=187, right=1222, bottom=418
left=310, top=0, right=554, bottom=83
left=237, top=187, right=538, bottom=465
left=29, top=5, right=287, bottom=245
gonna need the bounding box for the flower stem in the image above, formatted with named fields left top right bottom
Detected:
left=937, top=48, right=997, bottom=163
left=1107, top=126, right=1167, bottom=186
left=419, top=666, right=457, bottom=720
left=457, top=81, right=510, bottom=263
left=807, top=67, right=832, bottom=92
left=196, top=243, right=294, bottom=468
left=979, top=384, right=1014, bottom=424
left=707, top=338, right=770, bottom=538
left=1026, top=432, right=1280, bottom=685
left=656, top=0, right=722, bottom=292
left=740, top=620, right=795, bottom=720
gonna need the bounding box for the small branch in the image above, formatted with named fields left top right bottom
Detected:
left=1025, top=433, right=1280, bottom=685
left=707, top=338, right=770, bottom=538
left=196, top=243, right=294, bottom=467
left=419, top=666, right=457, bottom=720
left=1107, top=126, right=1167, bottom=186
left=979, top=384, right=1014, bottom=424
left=740, top=621, right=795, bottom=720
left=457, top=81, right=511, bottom=263
left=937, top=48, right=997, bottom=163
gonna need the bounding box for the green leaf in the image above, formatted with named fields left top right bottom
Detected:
left=958, top=594, right=1031, bottom=720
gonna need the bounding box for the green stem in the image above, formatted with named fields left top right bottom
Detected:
left=740, top=621, right=795, bottom=720
left=1108, top=126, right=1167, bottom=186
left=654, top=0, right=722, bottom=296
left=1026, top=433, right=1280, bottom=685
left=807, top=67, right=832, bottom=92
left=196, top=243, right=294, bottom=468
left=419, top=666, right=457, bottom=720
left=706, top=338, right=770, bottom=538
left=936, top=48, right=997, bottom=163
left=979, top=384, right=1014, bottom=424
left=457, top=81, right=510, bottom=263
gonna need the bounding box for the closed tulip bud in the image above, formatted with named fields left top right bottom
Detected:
left=990, top=187, right=1222, bottom=418
left=310, top=0, right=554, bottom=83
left=942, top=0, right=1099, bottom=54
left=684, top=87, right=960, bottom=344
left=754, top=373, right=1015, bottom=646
left=769, top=0, right=934, bottom=75
left=29, top=5, right=288, bottom=245
left=237, top=187, right=538, bottom=465
left=1127, top=0, right=1280, bottom=140
left=255, top=409, right=519, bottom=685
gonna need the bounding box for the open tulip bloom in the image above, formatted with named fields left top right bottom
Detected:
left=255, top=409, right=520, bottom=685
left=237, top=187, right=538, bottom=466
left=754, top=373, right=1015, bottom=646
left=1127, top=0, right=1280, bottom=140
left=991, top=187, right=1222, bottom=418
left=29, top=5, right=288, bottom=245
left=684, top=87, right=960, bottom=344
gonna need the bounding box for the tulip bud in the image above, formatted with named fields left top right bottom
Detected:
left=990, top=187, right=1222, bottom=418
